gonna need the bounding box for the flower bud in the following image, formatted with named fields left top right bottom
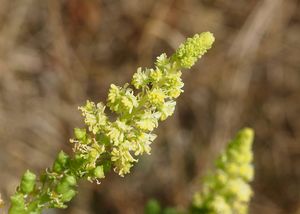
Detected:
left=57, top=151, right=69, bottom=165
left=56, top=175, right=77, bottom=194
left=74, top=128, right=87, bottom=141
left=53, top=151, right=69, bottom=173
left=93, top=166, right=105, bottom=179
left=63, top=175, right=77, bottom=186
left=61, top=189, right=76, bottom=202
left=56, top=182, right=70, bottom=194
left=9, top=193, right=26, bottom=214
left=20, top=170, right=36, bottom=194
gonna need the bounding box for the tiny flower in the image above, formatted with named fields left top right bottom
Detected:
left=132, top=67, right=150, bottom=89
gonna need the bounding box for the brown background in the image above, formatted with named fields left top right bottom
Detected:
left=0, top=0, right=299, bottom=213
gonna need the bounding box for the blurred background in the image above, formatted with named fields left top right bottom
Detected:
left=0, top=0, right=299, bottom=213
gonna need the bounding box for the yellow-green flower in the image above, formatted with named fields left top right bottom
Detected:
left=192, top=128, right=255, bottom=214
left=9, top=32, right=215, bottom=213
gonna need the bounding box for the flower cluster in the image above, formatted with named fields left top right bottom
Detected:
left=76, top=32, right=215, bottom=177
left=192, top=128, right=255, bottom=214
left=9, top=32, right=214, bottom=214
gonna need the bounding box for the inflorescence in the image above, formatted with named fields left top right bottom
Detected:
left=9, top=32, right=215, bottom=214
left=192, top=128, right=255, bottom=214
